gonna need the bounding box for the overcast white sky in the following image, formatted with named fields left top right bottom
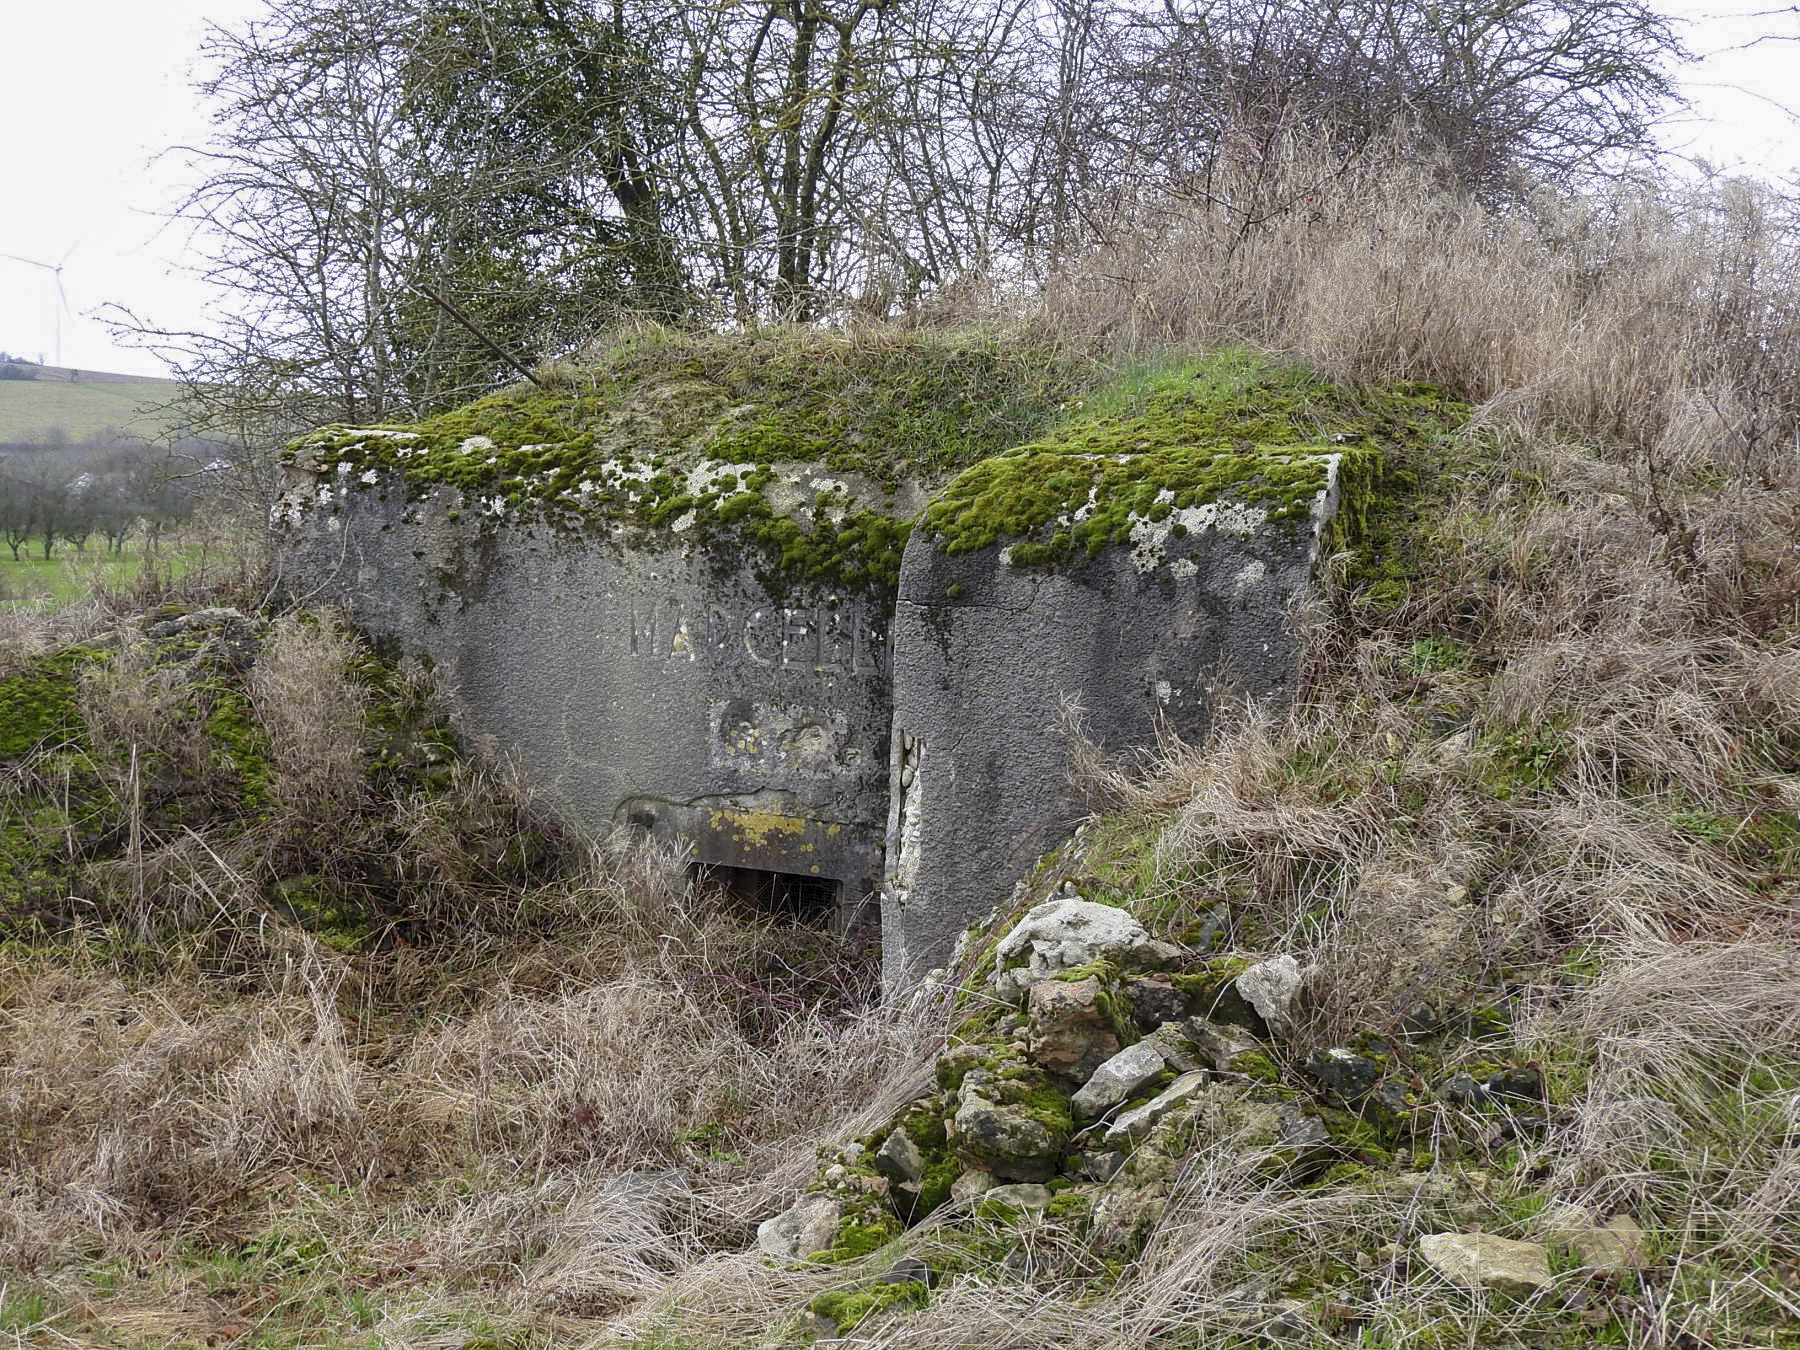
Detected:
left=1, top=1, right=1796, bottom=378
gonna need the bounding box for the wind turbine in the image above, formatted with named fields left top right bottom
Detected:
left=1, top=244, right=78, bottom=367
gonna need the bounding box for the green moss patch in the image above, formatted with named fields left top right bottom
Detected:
left=0, top=644, right=107, bottom=759
left=286, top=335, right=1461, bottom=593
left=812, top=1211, right=902, bottom=1264
left=287, top=325, right=1092, bottom=595
left=920, top=348, right=1461, bottom=566
left=809, top=1279, right=926, bottom=1333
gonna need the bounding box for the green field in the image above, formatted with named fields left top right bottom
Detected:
left=0, top=374, right=182, bottom=443
left=0, top=535, right=236, bottom=607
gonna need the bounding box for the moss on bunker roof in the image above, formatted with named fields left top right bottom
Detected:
left=284, top=329, right=1461, bottom=587
left=289, top=323, right=1092, bottom=496
left=285, top=324, right=1099, bottom=593
left=922, top=347, right=1464, bottom=564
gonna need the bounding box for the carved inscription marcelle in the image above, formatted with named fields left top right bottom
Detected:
left=623, top=597, right=886, bottom=675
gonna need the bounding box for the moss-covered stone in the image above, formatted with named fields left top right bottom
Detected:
left=1168, top=955, right=1265, bottom=1030
left=810, top=1209, right=903, bottom=1264
left=809, top=1279, right=927, bottom=1333
left=0, top=644, right=106, bottom=760
left=949, top=1059, right=1075, bottom=1181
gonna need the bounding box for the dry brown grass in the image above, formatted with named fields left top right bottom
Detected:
left=248, top=612, right=369, bottom=829
left=1039, top=137, right=1800, bottom=459
left=0, top=828, right=917, bottom=1343
left=7, top=140, right=1800, bottom=1346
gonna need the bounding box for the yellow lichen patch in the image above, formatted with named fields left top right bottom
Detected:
left=721, top=726, right=766, bottom=756
left=707, top=807, right=812, bottom=848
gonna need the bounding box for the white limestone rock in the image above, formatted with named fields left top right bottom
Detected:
left=1540, top=1206, right=1648, bottom=1274
left=993, top=897, right=1160, bottom=1000
left=1417, top=1232, right=1553, bottom=1298
left=873, top=1126, right=926, bottom=1188
left=982, top=1182, right=1053, bottom=1212
left=1234, top=955, right=1304, bottom=1031
left=756, top=1194, right=844, bottom=1260
left=1072, top=1041, right=1167, bottom=1118
left=1104, top=1070, right=1210, bottom=1145
left=951, top=1169, right=1000, bottom=1203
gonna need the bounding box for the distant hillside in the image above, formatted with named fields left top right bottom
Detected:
left=0, top=363, right=182, bottom=445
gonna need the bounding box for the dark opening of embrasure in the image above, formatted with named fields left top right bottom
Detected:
left=694, top=863, right=842, bottom=923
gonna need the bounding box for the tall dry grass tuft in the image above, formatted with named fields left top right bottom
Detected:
left=1041, top=136, right=1800, bottom=455
left=248, top=611, right=368, bottom=829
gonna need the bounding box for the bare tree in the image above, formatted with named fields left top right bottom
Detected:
left=111, top=0, right=1690, bottom=495
left=0, top=471, right=35, bottom=562
left=1090, top=0, right=1685, bottom=204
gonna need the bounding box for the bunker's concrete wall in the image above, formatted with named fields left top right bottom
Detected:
left=269, top=330, right=1416, bottom=990
left=274, top=470, right=895, bottom=915
left=274, top=452, right=1346, bottom=982
left=880, top=462, right=1342, bottom=984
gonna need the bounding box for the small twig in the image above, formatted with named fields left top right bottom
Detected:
left=405, top=280, right=545, bottom=388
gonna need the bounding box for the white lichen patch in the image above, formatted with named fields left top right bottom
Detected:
left=670, top=509, right=698, bottom=533
left=1309, top=452, right=1346, bottom=553
left=269, top=496, right=306, bottom=529
left=457, top=435, right=496, bottom=455
left=1127, top=490, right=1272, bottom=573
left=680, top=460, right=752, bottom=496
left=600, top=458, right=656, bottom=485
left=1234, top=559, right=1267, bottom=593
left=883, top=734, right=925, bottom=915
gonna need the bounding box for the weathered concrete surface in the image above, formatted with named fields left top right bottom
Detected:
left=273, top=466, right=894, bottom=919
left=276, top=441, right=1344, bottom=980
left=881, top=457, right=1341, bottom=983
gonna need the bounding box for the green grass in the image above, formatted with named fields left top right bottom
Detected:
left=0, top=374, right=181, bottom=444
left=0, top=535, right=234, bottom=607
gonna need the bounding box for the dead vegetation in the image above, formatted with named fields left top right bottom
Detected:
left=4, top=140, right=1800, bottom=1346
left=1, top=814, right=910, bottom=1344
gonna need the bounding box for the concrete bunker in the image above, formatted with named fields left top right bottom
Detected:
left=272, top=337, right=1445, bottom=984
left=270, top=478, right=897, bottom=932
